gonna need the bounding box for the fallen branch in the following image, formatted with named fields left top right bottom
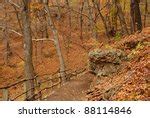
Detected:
left=32, top=38, right=55, bottom=42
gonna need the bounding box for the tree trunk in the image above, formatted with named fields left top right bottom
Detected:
left=44, top=0, right=66, bottom=83
left=85, top=0, right=98, bottom=40
left=65, top=0, right=72, bottom=54
left=80, top=1, right=84, bottom=40
left=56, top=0, right=61, bottom=19
left=130, top=0, right=142, bottom=32
left=94, top=1, right=110, bottom=38
left=144, top=0, right=148, bottom=27
left=114, top=0, right=129, bottom=35
left=134, top=0, right=142, bottom=32
left=22, top=0, right=35, bottom=100
left=130, top=1, right=135, bottom=33
left=3, top=0, right=11, bottom=65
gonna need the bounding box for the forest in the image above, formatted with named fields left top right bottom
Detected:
left=0, top=0, right=149, bottom=101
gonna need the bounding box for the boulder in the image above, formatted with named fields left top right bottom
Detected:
left=88, top=49, right=126, bottom=77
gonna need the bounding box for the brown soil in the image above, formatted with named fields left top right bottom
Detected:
left=47, top=72, right=94, bottom=101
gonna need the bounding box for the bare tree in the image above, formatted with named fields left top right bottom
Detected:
left=3, top=0, right=11, bottom=65
left=79, top=0, right=84, bottom=40
left=113, top=0, right=129, bottom=35
left=56, top=0, right=61, bottom=19
left=93, top=0, right=110, bottom=38
left=44, top=0, right=66, bottom=83
left=64, top=0, right=73, bottom=58
left=130, top=0, right=142, bottom=32
left=144, top=0, right=148, bottom=27
left=22, top=0, right=35, bottom=100
left=85, top=0, right=98, bottom=40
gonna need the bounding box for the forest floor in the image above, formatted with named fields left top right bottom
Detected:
left=0, top=23, right=107, bottom=100
left=0, top=1, right=149, bottom=100
left=47, top=72, right=94, bottom=101
left=0, top=25, right=149, bottom=100
left=47, top=27, right=150, bottom=101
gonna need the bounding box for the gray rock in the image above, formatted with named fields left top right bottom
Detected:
left=88, top=49, right=126, bottom=77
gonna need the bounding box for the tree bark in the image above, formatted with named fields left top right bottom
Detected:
left=94, top=0, right=110, bottom=38
left=3, top=1, right=11, bottom=65
left=130, top=0, right=142, bottom=32
left=22, top=0, right=35, bottom=100
left=79, top=0, right=85, bottom=40
left=56, top=0, right=61, bottom=19
left=144, top=0, right=148, bottom=27
left=85, top=0, right=98, bottom=40
left=113, top=0, right=129, bottom=35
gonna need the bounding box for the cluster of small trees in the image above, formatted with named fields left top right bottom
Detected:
left=0, top=0, right=148, bottom=100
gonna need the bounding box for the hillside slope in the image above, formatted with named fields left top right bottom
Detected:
left=87, top=27, right=150, bottom=101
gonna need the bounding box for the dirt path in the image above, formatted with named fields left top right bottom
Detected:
left=47, top=72, right=94, bottom=101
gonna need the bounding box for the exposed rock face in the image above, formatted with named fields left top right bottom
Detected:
left=88, top=49, right=126, bottom=77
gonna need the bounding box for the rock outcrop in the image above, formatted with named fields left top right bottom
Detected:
left=88, top=49, right=126, bottom=77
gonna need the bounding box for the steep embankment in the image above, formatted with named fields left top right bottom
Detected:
left=87, top=27, right=150, bottom=101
